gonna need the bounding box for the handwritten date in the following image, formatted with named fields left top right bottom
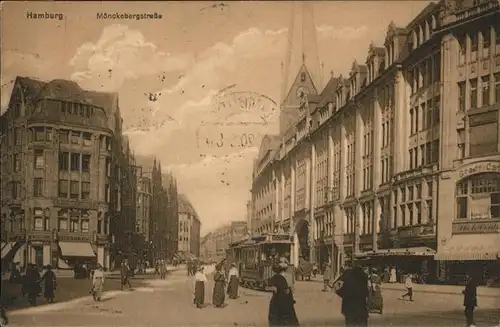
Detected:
left=204, top=133, right=255, bottom=148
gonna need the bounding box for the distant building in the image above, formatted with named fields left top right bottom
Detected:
left=201, top=221, right=248, bottom=262
left=177, top=194, right=201, bottom=258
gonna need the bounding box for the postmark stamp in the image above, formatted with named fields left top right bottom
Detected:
left=196, top=86, right=280, bottom=156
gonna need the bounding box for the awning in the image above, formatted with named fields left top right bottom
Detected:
left=435, top=234, right=500, bottom=261
left=58, top=242, right=96, bottom=258
left=1, top=242, right=11, bottom=259
left=173, top=252, right=181, bottom=259
left=355, top=246, right=436, bottom=258
left=1, top=240, right=26, bottom=261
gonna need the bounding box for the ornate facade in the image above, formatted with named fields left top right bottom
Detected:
left=251, top=0, right=500, bottom=283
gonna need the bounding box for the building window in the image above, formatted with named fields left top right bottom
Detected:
left=410, top=109, right=414, bottom=134
left=70, top=219, right=80, bottom=232
left=33, top=178, right=43, bottom=197
left=427, top=180, right=433, bottom=197
left=482, top=28, right=490, bottom=55
left=70, top=181, right=79, bottom=199
left=34, top=150, right=44, bottom=169
left=409, top=149, right=413, bottom=169
left=495, top=73, right=500, bottom=103
left=97, top=219, right=102, bottom=234
left=470, top=79, right=477, bottom=109
left=46, top=128, right=53, bottom=142
left=58, top=180, right=68, bottom=198
left=491, top=193, right=500, bottom=218
left=14, top=128, right=21, bottom=145
left=82, top=154, right=91, bottom=172
left=83, top=133, right=92, bottom=146
left=81, top=182, right=90, bottom=200
left=70, top=131, right=80, bottom=144
left=481, top=76, right=490, bottom=107
left=59, top=130, right=69, bottom=144
left=427, top=199, right=433, bottom=222
left=59, top=152, right=69, bottom=170
left=70, top=153, right=80, bottom=171
left=13, top=154, right=21, bottom=172
left=458, top=129, right=466, bottom=159
left=469, top=117, right=498, bottom=156
left=433, top=96, right=440, bottom=124
left=456, top=173, right=500, bottom=220
left=471, top=32, right=478, bottom=53
left=34, top=127, right=45, bottom=141
left=34, top=208, right=44, bottom=231
left=105, top=184, right=110, bottom=202
left=458, top=82, right=466, bottom=111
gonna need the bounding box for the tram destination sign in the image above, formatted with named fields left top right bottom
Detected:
left=452, top=221, right=500, bottom=234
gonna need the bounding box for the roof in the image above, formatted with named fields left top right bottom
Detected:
left=38, top=79, right=90, bottom=103
left=317, top=76, right=341, bottom=108
left=178, top=193, right=198, bottom=217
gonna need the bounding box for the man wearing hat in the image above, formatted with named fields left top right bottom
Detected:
left=41, top=265, right=57, bottom=303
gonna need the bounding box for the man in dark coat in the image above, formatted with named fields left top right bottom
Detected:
left=462, top=273, right=478, bottom=327
left=337, top=266, right=369, bottom=327
left=41, top=265, right=57, bottom=303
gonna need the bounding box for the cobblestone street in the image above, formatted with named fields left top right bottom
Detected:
left=7, top=268, right=500, bottom=327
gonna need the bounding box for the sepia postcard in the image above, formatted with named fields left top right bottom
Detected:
left=1, top=1, right=500, bottom=326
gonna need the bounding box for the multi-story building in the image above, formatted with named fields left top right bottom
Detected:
left=200, top=232, right=216, bottom=262
left=0, top=77, right=121, bottom=270
left=177, top=193, right=201, bottom=258
left=136, top=169, right=152, bottom=243
left=251, top=0, right=500, bottom=284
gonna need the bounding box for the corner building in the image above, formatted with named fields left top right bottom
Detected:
left=251, top=0, right=500, bottom=284
left=1, top=77, right=120, bottom=270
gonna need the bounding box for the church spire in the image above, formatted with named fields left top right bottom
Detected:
left=281, top=1, right=321, bottom=104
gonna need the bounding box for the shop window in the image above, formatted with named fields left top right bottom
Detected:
left=81, top=219, right=89, bottom=233
left=34, top=208, right=43, bottom=231
left=456, top=197, right=468, bottom=219
left=490, top=193, right=500, bottom=218
left=70, top=219, right=80, bottom=232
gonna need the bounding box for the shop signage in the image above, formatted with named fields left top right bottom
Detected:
left=458, top=162, right=500, bottom=179
left=452, top=221, right=500, bottom=234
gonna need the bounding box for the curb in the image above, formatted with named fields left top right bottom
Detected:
left=307, top=277, right=500, bottom=299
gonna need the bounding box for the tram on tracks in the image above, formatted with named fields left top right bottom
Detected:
left=225, top=233, right=295, bottom=291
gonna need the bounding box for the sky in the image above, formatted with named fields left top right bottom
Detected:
left=1, top=1, right=431, bottom=235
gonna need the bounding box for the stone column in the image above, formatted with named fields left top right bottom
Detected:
left=373, top=197, right=381, bottom=251
left=355, top=109, right=363, bottom=197
left=373, top=91, right=382, bottom=189
left=393, top=70, right=406, bottom=175
left=310, top=143, right=316, bottom=262
left=354, top=201, right=362, bottom=254
left=291, top=160, right=296, bottom=214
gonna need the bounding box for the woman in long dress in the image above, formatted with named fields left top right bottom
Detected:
left=91, top=264, right=105, bottom=301
left=389, top=267, right=397, bottom=283
left=267, top=264, right=299, bottom=327
left=193, top=266, right=207, bottom=308
left=227, top=263, right=239, bottom=299
left=369, top=268, right=383, bottom=314
left=212, top=264, right=226, bottom=308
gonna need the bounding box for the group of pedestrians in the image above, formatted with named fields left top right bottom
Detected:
left=6, top=263, right=58, bottom=306
left=192, top=260, right=242, bottom=309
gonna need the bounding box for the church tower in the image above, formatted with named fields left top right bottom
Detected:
left=279, top=1, right=322, bottom=136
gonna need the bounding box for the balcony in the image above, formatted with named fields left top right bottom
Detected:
left=442, top=0, right=499, bottom=27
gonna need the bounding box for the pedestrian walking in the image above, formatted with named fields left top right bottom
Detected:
left=267, top=263, right=299, bottom=327
left=368, top=268, right=383, bottom=314
left=389, top=266, right=397, bottom=283
left=462, top=273, right=478, bottom=327
left=91, top=263, right=105, bottom=301
left=159, top=259, right=167, bottom=280
left=23, top=264, right=41, bottom=306
left=400, top=273, right=413, bottom=301
left=227, top=263, right=239, bottom=299
left=322, top=262, right=332, bottom=292
left=0, top=303, right=8, bottom=327
left=120, top=260, right=132, bottom=291
left=193, top=266, right=207, bottom=309
left=336, top=265, right=369, bottom=327
left=212, top=264, right=226, bottom=308
left=41, top=265, right=57, bottom=303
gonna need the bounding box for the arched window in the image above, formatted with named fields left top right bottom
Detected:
left=455, top=172, right=500, bottom=220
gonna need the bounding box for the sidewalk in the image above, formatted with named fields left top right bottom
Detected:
left=312, top=275, right=500, bottom=298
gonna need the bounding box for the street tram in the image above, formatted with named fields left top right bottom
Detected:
left=225, top=233, right=295, bottom=290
